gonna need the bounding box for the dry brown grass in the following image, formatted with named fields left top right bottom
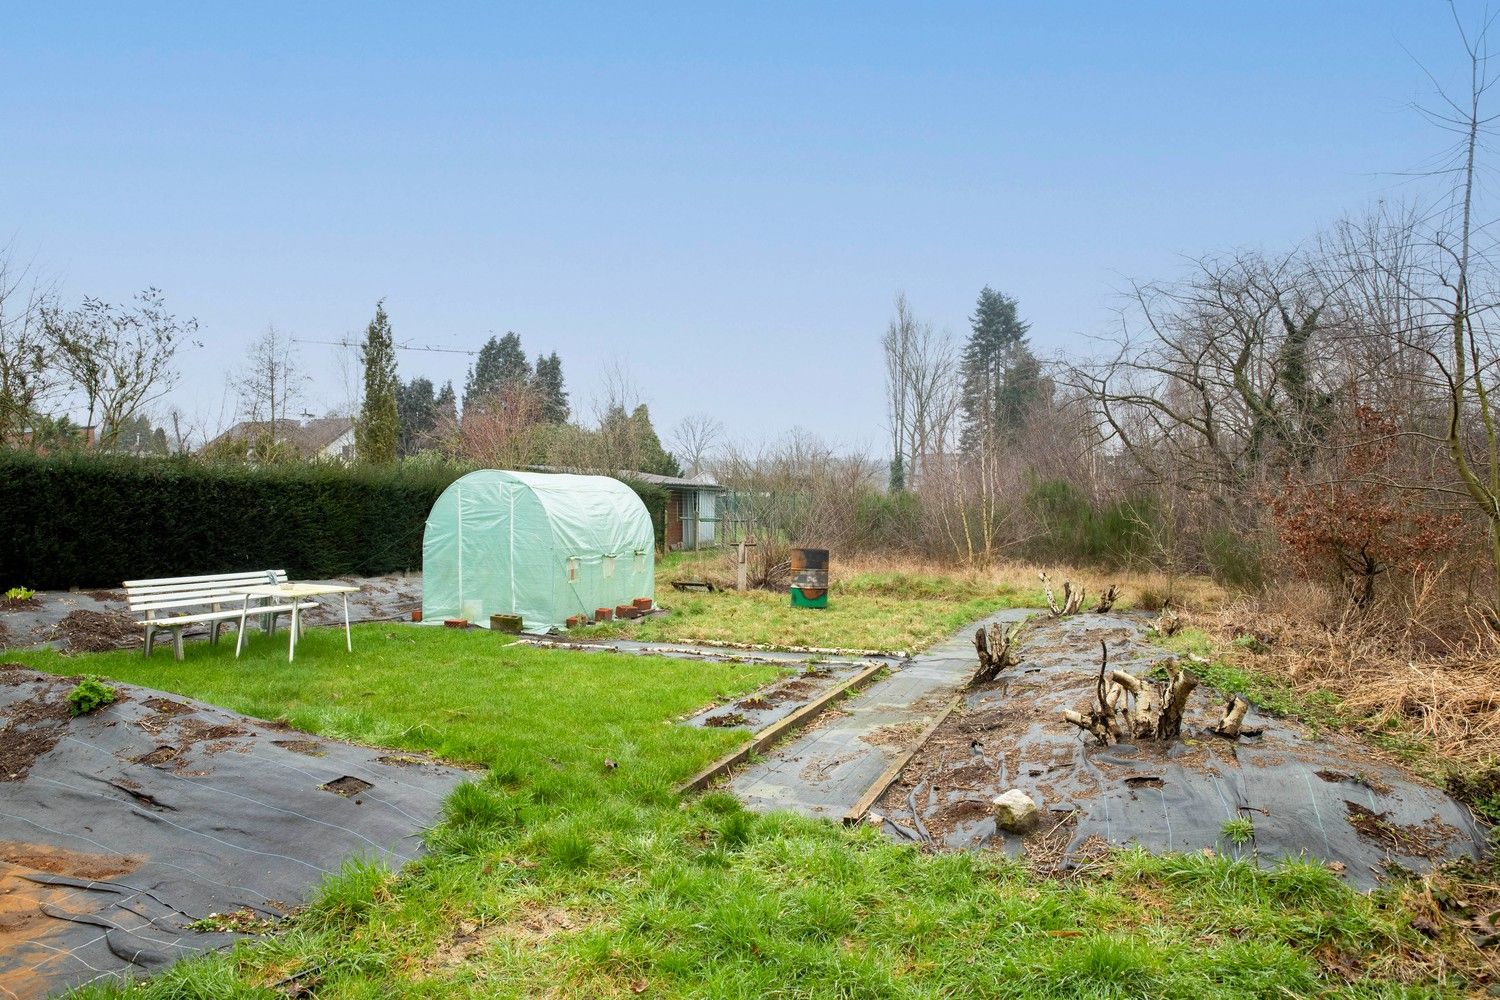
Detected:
left=830, top=552, right=1230, bottom=611
left=1190, top=568, right=1500, bottom=771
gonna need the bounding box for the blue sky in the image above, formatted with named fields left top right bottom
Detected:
left=0, top=3, right=1475, bottom=451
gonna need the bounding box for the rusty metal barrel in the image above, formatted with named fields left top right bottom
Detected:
left=789, top=547, right=829, bottom=609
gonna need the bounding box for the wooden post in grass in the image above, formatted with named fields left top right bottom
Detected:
left=735, top=539, right=755, bottom=592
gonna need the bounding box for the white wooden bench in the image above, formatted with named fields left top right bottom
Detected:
left=124, top=571, right=318, bottom=661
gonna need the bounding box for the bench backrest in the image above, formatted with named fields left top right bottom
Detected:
left=124, top=570, right=289, bottom=617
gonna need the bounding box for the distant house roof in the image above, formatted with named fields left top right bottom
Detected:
left=620, top=470, right=725, bottom=491
left=205, top=416, right=354, bottom=458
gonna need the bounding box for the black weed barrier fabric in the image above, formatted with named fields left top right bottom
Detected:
left=0, top=667, right=470, bottom=997
left=873, top=614, right=1491, bottom=891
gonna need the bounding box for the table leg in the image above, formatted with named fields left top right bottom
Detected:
left=289, top=601, right=298, bottom=662
left=343, top=594, right=352, bottom=652
left=236, top=596, right=250, bottom=658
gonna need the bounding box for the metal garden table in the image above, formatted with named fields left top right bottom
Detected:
left=233, top=582, right=360, bottom=662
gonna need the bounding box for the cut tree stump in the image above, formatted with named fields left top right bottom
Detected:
left=971, top=618, right=1030, bottom=686
left=1062, top=641, right=1200, bottom=744
left=1040, top=572, right=1085, bottom=617
left=1092, top=585, right=1120, bottom=613
left=1212, top=695, right=1253, bottom=739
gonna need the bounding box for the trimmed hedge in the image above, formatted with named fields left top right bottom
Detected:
left=619, top=476, right=668, bottom=551
left=0, top=452, right=672, bottom=590
left=0, top=452, right=463, bottom=589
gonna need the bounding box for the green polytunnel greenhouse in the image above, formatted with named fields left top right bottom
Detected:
left=421, top=469, right=656, bottom=631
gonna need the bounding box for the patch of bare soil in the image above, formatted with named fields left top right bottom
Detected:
left=128, top=714, right=255, bottom=770
left=79, top=590, right=123, bottom=603
left=863, top=720, right=925, bottom=749
left=133, top=745, right=180, bottom=767
left=939, top=797, right=991, bottom=827
left=1315, top=768, right=1393, bottom=796
left=421, top=905, right=592, bottom=975
left=321, top=776, right=373, bottom=798
left=0, top=846, right=143, bottom=998
left=765, top=679, right=818, bottom=703
left=56, top=609, right=140, bottom=652
left=0, top=678, right=72, bottom=781
left=0, top=841, right=139, bottom=880
left=1344, top=801, right=1457, bottom=860
left=177, top=720, right=251, bottom=754
left=704, top=712, right=748, bottom=728
left=737, top=696, right=772, bottom=711
left=142, top=697, right=193, bottom=716
left=274, top=739, right=326, bottom=756
left=377, top=753, right=431, bottom=767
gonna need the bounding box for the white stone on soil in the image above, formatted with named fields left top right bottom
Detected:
left=992, top=789, right=1039, bottom=833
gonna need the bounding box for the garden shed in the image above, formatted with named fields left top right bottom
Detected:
left=422, top=469, right=655, bottom=630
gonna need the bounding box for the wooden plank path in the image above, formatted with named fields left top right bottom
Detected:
left=725, top=609, right=1033, bottom=820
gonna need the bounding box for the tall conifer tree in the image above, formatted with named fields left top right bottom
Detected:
left=356, top=300, right=399, bottom=464
left=464, top=331, right=531, bottom=408
left=958, top=286, right=1046, bottom=451
left=530, top=352, right=570, bottom=423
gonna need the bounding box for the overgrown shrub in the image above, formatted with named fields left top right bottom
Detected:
left=1202, top=525, right=1267, bottom=588
left=1022, top=478, right=1157, bottom=567
left=852, top=489, right=921, bottom=552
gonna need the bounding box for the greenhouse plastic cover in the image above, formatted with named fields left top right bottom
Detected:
left=422, top=470, right=656, bottom=630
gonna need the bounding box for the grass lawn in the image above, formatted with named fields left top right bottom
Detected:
left=9, top=624, right=1488, bottom=998
left=576, top=562, right=1048, bottom=653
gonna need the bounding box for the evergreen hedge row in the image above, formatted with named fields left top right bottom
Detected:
left=0, top=452, right=670, bottom=590
left=619, top=477, right=668, bottom=552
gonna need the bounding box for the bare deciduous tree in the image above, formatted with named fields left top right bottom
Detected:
left=713, top=430, right=883, bottom=584
left=232, top=325, right=308, bottom=438
left=435, top=381, right=545, bottom=469
left=1071, top=249, right=1334, bottom=497
left=46, top=288, right=197, bottom=450
left=670, top=412, right=723, bottom=477
left=882, top=292, right=962, bottom=491
left=0, top=252, right=62, bottom=445
left=1419, top=7, right=1500, bottom=611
